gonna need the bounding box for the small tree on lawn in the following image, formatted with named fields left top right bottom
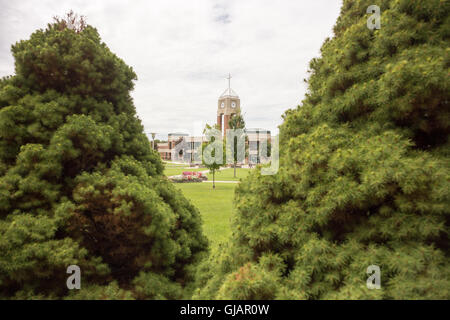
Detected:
left=227, top=112, right=246, bottom=178
left=202, top=124, right=225, bottom=189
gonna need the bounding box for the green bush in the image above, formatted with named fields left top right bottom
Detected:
left=65, top=282, right=134, bottom=300
left=0, top=14, right=207, bottom=299
left=195, top=0, right=449, bottom=299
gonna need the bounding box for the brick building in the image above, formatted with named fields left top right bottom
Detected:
left=157, top=75, right=271, bottom=165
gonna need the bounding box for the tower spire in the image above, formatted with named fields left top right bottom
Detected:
left=220, top=73, right=238, bottom=98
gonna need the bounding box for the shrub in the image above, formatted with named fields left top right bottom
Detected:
left=195, top=0, right=449, bottom=300
left=0, top=14, right=207, bottom=299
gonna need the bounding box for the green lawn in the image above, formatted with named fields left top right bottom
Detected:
left=163, top=162, right=185, bottom=167
left=164, top=167, right=204, bottom=177
left=163, top=165, right=253, bottom=180
left=175, top=182, right=236, bottom=247
left=168, top=167, right=253, bottom=247
left=206, top=168, right=251, bottom=181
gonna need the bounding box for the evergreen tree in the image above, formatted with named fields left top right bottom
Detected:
left=0, top=12, right=207, bottom=299
left=195, top=0, right=449, bottom=299
left=202, top=124, right=225, bottom=189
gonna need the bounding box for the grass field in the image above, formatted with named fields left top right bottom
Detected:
left=167, top=167, right=253, bottom=246
left=164, top=165, right=252, bottom=181
left=175, top=182, right=237, bottom=246
left=164, top=167, right=204, bottom=177
left=163, top=161, right=185, bottom=165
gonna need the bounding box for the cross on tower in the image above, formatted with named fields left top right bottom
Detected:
left=217, top=73, right=240, bottom=136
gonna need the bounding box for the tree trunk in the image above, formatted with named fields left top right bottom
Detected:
left=213, top=170, right=215, bottom=189
left=234, top=162, right=236, bottom=178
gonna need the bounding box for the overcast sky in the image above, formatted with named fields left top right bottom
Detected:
left=0, top=0, right=342, bottom=140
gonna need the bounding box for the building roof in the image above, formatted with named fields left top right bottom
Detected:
left=168, top=133, right=189, bottom=136
left=219, top=87, right=239, bottom=98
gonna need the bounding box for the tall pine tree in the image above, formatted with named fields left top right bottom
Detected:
left=0, top=12, right=208, bottom=299
left=195, top=0, right=449, bottom=299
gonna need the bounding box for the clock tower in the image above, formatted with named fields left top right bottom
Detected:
left=217, top=74, right=241, bottom=135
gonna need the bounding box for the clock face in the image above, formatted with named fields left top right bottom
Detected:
left=221, top=102, right=225, bottom=108
left=231, top=102, right=236, bottom=108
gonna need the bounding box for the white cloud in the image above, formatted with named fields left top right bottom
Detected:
left=0, top=0, right=342, bottom=140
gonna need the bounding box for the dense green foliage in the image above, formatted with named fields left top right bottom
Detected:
left=195, top=0, right=449, bottom=299
left=0, top=16, right=207, bottom=299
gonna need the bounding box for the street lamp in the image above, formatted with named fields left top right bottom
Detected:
left=150, top=132, right=157, bottom=150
